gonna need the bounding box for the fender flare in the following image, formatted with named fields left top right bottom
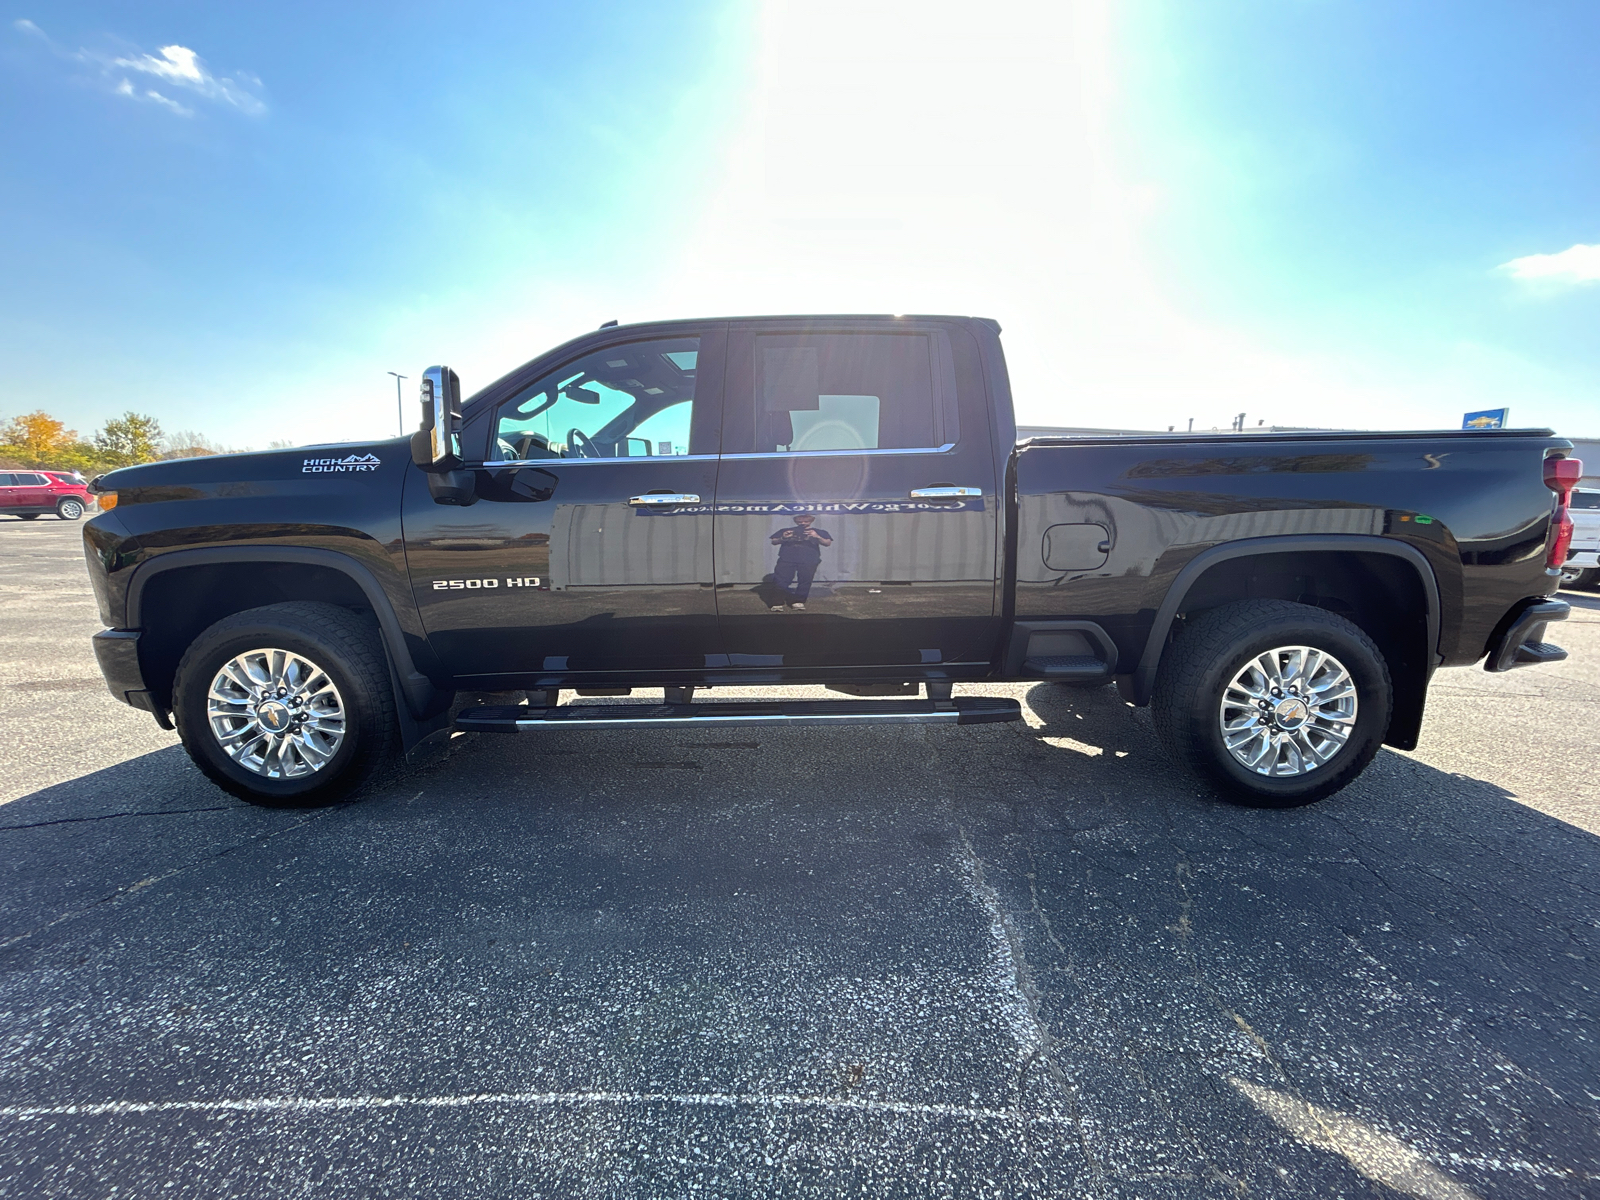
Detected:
left=126, top=546, right=437, bottom=717
left=1129, top=534, right=1442, bottom=705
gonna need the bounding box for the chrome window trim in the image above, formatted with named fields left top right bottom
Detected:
left=721, top=443, right=957, bottom=461
left=475, top=454, right=720, bottom=468
left=475, top=444, right=956, bottom=467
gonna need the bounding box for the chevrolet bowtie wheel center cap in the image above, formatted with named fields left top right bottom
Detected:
left=256, top=700, right=291, bottom=731
left=1272, top=697, right=1310, bottom=729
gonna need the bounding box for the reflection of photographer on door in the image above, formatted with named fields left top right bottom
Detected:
left=769, top=514, right=832, bottom=610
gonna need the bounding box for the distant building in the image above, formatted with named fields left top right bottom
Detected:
left=1567, top=437, right=1600, bottom=490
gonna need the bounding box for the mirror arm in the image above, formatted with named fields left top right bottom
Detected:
left=425, top=469, right=478, bottom=506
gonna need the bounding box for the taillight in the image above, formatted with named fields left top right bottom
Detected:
left=1545, top=456, right=1583, bottom=493
left=1545, top=456, right=1583, bottom=569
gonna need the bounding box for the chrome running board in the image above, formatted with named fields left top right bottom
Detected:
left=454, top=696, right=1021, bottom=733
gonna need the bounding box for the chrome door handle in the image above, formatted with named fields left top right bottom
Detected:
left=910, top=486, right=982, bottom=499
left=627, top=492, right=701, bottom=506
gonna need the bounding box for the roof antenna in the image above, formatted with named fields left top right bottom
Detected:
left=599, top=319, right=618, bottom=329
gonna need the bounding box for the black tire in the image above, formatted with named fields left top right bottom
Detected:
left=1565, top=567, right=1599, bottom=592
left=173, top=602, right=397, bottom=807
left=1151, top=599, right=1391, bottom=808
left=18, top=514, right=39, bottom=520
left=55, top=498, right=85, bottom=520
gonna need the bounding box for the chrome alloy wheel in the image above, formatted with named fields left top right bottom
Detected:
left=206, top=648, right=346, bottom=778
left=1219, top=645, right=1357, bottom=777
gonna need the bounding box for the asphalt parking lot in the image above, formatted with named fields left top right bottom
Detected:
left=0, top=515, right=1596, bottom=1198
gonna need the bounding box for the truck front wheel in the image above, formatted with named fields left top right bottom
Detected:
left=1151, top=600, right=1391, bottom=808
left=172, top=602, right=397, bottom=807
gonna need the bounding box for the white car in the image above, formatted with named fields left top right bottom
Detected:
left=1562, top=487, right=1600, bottom=590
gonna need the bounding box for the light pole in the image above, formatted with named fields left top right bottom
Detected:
left=387, top=371, right=408, bottom=437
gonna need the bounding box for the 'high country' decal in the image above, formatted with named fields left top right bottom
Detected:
left=303, top=454, right=381, bottom=474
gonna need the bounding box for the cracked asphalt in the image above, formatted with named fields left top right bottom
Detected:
left=1, top=515, right=1597, bottom=1198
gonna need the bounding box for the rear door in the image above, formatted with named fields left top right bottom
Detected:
left=710, top=319, right=1000, bottom=673
left=0, top=474, right=18, bottom=512
left=29, top=473, right=60, bottom=510
left=403, top=324, right=726, bottom=684
left=20, top=473, right=53, bottom=511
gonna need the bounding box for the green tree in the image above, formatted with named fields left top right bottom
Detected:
left=94, top=412, right=164, bottom=466
left=0, top=411, right=78, bottom=466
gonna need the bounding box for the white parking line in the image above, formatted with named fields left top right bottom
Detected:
left=0, top=1088, right=1077, bottom=1124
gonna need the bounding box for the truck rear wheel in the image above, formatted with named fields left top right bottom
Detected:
left=173, top=602, right=397, bottom=807
left=1151, top=600, right=1391, bottom=808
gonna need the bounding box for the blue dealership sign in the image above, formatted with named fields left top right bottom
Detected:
left=1462, top=408, right=1509, bottom=430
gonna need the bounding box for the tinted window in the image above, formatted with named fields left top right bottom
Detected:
left=492, top=337, right=699, bottom=461
left=22, top=474, right=48, bottom=485
left=752, top=332, right=944, bottom=453
left=0, top=474, right=15, bottom=486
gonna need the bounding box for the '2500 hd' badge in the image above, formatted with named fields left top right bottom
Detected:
left=433, top=577, right=542, bottom=590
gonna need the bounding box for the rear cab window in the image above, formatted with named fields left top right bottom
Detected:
left=725, top=325, right=962, bottom=456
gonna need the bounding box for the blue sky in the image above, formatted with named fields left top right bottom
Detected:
left=2, top=1, right=1596, bottom=448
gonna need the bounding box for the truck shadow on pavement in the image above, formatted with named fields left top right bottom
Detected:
left=0, top=693, right=1596, bottom=1195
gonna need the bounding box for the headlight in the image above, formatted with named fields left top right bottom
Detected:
left=96, top=492, right=117, bottom=511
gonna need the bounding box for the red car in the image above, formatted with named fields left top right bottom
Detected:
left=0, top=470, right=93, bottom=520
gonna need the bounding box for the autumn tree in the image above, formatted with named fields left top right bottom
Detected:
left=94, top=412, right=164, bottom=466
left=0, top=411, right=78, bottom=466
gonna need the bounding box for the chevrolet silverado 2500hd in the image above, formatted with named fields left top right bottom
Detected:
left=82, top=315, right=1578, bottom=809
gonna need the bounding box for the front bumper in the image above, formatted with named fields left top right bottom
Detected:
left=1484, top=599, right=1570, bottom=672
left=91, top=629, right=163, bottom=718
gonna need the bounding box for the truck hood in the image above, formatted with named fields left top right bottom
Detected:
left=93, top=440, right=409, bottom=494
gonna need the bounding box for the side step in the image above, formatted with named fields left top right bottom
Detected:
left=455, top=696, right=1022, bottom=733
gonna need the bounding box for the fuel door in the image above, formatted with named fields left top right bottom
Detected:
left=1042, top=523, right=1110, bottom=572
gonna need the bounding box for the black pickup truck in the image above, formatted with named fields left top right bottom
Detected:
left=82, top=315, right=1580, bottom=809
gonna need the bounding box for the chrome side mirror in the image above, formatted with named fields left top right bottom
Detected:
left=409, top=366, right=476, bottom=505
left=410, top=366, right=463, bottom=472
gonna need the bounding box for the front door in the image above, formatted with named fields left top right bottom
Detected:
left=711, top=320, right=1000, bottom=674
left=403, top=326, right=724, bottom=685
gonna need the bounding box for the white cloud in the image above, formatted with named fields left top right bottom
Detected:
left=13, top=21, right=264, bottom=116
left=116, top=44, right=203, bottom=84
left=142, top=89, right=194, bottom=117
left=1499, top=243, right=1600, bottom=285
left=109, top=43, right=265, bottom=115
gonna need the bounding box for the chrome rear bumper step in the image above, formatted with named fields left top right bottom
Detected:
left=455, top=696, right=1022, bottom=733
left=1485, top=598, right=1570, bottom=672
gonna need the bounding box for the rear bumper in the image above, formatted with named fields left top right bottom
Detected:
left=91, top=629, right=159, bottom=713
left=1484, top=599, right=1570, bottom=672
left=1565, top=549, right=1599, bottom=569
